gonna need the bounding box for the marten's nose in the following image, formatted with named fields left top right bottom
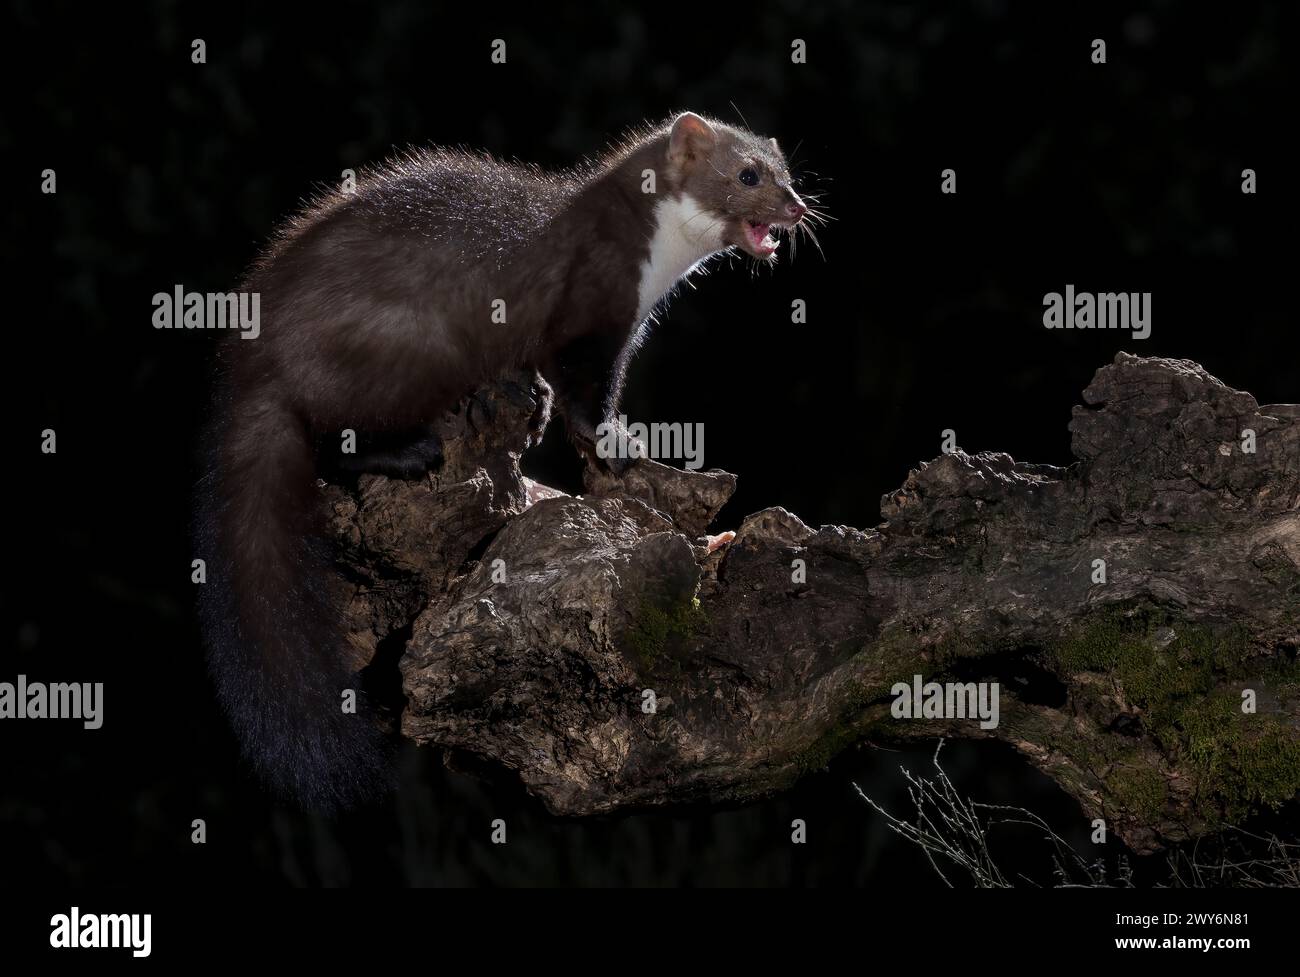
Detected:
left=785, top=198, right=807, bottom=222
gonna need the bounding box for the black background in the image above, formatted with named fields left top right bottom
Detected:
left=2, top=0, right=1296, bottom=887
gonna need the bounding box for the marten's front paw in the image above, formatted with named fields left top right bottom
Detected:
left=570, top=426, right=637, bottom=477
left=598, top=450, right=640, bottom=477
left=591, top=426, right=646, bottom=477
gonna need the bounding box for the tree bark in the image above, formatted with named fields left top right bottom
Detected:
left=323, top=354, right=1300, bottom=854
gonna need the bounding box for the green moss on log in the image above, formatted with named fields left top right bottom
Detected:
left=624, top=595, right=708, bottom=677
left=1049, top=603, right=1300, bottom=825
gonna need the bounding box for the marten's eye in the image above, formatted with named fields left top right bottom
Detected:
left=738, top=168, right=760, bottom=187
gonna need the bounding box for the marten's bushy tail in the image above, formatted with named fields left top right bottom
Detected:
left=194, top=382, right=392, bottom=810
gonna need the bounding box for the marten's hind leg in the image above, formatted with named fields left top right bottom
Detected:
left=318, top=427, right=444, bottom=480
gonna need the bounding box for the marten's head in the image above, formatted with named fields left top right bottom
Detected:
left=662, top=111, right=814, bottom=260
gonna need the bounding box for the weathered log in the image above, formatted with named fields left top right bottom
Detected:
left=324, top=354, right=1300, bottom=853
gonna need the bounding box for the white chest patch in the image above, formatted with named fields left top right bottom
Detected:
left=635, top=194, right=727, bottom=325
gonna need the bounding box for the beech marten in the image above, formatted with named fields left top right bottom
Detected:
left=195, top=112, right=814, bottom=809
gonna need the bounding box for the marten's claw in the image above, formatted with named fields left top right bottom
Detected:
left=526, top=378, right=553, bottom=448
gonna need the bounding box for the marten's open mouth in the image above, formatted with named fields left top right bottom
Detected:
left=742, top=219, right=781, bottom=257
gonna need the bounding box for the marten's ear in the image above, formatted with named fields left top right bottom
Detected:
left=769, top=137, right=781, bottom=155
left=668, top=112, right=716, bottom=167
